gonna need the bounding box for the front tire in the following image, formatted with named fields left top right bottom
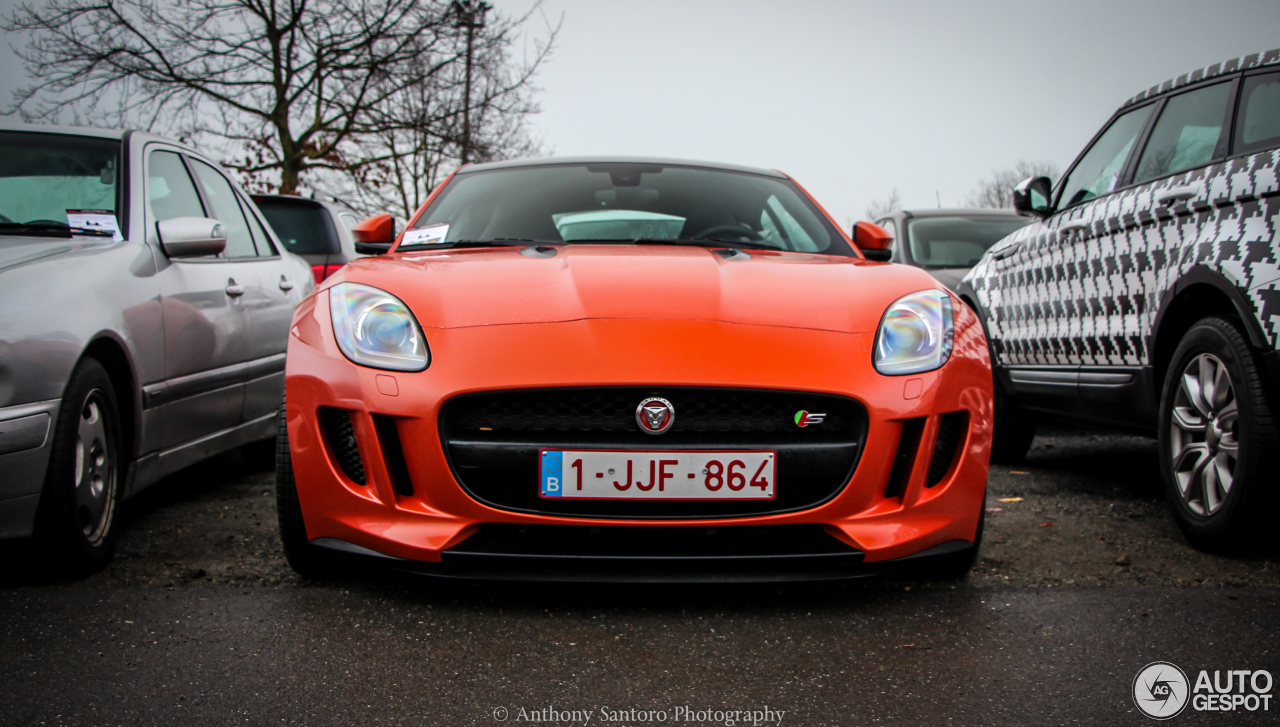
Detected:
left=1158, top=316, right=1278, bottom=552
left=990, top=374, right=1037, bottom=464
left=33, top=358, right=123, bottom=575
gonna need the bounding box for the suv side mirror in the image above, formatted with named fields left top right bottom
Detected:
left=157, top=217, right=227, bottom=258
left=1012, top=176, right=1053, bottom=218
left=352, top=213, right=395, bottom=255
left=853, top=221, right=894, bottom=262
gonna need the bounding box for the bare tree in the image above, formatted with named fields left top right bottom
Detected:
left=5, top=0, right=554, bottom=198
left=331, top=2, right=557, bottom=218
left=965, top=160, right=1060, bottom=209
left=864, top=189, right=901, bottom=221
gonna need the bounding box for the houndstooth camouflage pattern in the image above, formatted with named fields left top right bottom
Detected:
left=965, top=148, right=1280, bottom=368
left=1124, top=49, right=1280, bottom=110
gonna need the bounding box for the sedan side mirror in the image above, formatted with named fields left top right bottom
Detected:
left=1012, top=176, right=1054, bottom=218
left=853, top=221, right=894, bottom=262
left=157, top=217, right=226, bottom=258
left=352, top=213, right=396, bottom=255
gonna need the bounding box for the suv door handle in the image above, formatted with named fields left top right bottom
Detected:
left=992, top=243, right=1021, bottom=260
left=278, top=276, right=294, bottom=291
left=1155, top=183, right=1202, bottom=206
left=225, top=282, right=245, bottom=297
left=1060, top=221, right=1089, bottom=234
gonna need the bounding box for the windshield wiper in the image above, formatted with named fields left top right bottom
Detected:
left=0, top=222, right=114, bottom=238
left=626, top=237, right=779, bottom=251
left=400, top=238, right=555, bottom=250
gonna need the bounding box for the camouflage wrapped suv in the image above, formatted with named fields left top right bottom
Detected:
left=960, top=49, right=1280, bottom=551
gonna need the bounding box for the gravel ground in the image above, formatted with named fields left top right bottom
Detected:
left=3, top=424, right=1276, bottom=590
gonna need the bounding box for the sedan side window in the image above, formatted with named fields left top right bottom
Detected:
left=1057, top=105, right=1153, bottom=209
left=189, top=159, right=257, bottom=258
left=1234, top=71, right=1280, bottom=155
left=1132, top=81, right=1232, bottom=184
left=148, top=151, right=206, bottom=222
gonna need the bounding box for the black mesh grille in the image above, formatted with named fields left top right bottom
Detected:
left=447, top=387, right=859, bottom=444
left=439, top=387, right=867, bottom=519
left=320, top=408, right=365, bottom=485
left=925, top=411, right=968, bottom=488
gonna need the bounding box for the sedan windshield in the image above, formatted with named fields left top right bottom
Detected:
left=0, top=131, right=121, bottom=238
left=905, top=216, right=1031, bottom=268
left=403, top=162, right=850, bottom=255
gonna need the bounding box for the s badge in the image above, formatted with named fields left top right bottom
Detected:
left=795, top=410, right=826, bottom=428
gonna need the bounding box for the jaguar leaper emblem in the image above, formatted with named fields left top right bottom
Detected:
left=636, top=397, right=675, bottom=435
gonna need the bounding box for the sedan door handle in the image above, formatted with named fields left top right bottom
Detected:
left=225, top=283, right=245, bottom=297
left=279, top=276, right=294, bottom=291
left=1155, top=183, right=1203, bottom=206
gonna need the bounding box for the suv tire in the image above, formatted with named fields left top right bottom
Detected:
left=1158, top=316, right=1278, bottom=552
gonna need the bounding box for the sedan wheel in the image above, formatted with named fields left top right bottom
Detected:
left=34, top=357, right=122, bottom=574
left=1158, top=317, right=1277, bottom=552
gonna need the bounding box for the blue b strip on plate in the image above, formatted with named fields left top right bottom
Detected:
left=541, top=450, right=563, bottom=497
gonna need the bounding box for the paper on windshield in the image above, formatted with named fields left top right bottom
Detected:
left=401, top=223, right=449, bottom=247
left=66, top=209, right=122, bottom=241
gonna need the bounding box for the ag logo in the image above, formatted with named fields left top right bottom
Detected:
left=794, top=410, right=825, bottom=428
left=1133, top=661, right=1190, bottom=720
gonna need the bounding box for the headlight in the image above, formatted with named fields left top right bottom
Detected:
left=874, top=289, right=954, bottom=375
left=329, top=283, right=429, bottom=371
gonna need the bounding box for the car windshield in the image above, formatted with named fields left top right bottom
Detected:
left=0, top=131, right=121, bottom=238
left=255, top=198, right=339, bottom=255
left=906, top=216, right=1031, bottom=268
left=403, top=162, right=850, bottom=255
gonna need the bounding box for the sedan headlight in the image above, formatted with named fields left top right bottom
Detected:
left=329, top=283, right=429, bottom=371
left=874, top=289, right=954, bottom=375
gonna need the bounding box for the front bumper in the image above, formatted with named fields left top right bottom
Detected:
left=284, top=292, right=993, bottom=577
left=0, top=399, right=59, bottom=539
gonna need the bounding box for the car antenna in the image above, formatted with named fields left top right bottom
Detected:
left=936, top=191, right=941, bottom=209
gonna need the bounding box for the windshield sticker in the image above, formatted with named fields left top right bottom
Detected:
left=66, top=209, right=122, bottom=241
left=401, top=223, right=449, bottom=247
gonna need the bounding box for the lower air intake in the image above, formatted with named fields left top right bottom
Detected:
left=320, top=408, right=366, bottom=485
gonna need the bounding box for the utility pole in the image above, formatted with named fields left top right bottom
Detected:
left=452, top=0, right=491, bottom=165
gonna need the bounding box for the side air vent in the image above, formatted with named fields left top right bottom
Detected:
left=320, top=408, right=366, bottom=485
left=372, top=414, right=413, bottom=496
left=925, top=411, right=968, bottom=488
left=884, top=417, right=925, bottom=499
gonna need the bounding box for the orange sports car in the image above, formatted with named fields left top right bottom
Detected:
left=276, top=157, right=993, bottom=582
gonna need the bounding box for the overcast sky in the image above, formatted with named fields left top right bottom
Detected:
left=4, top=0, right=1279, bottom=226
left=489, top=0, right=1280, bottom=226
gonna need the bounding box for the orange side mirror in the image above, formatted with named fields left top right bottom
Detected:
left=353, top=213, right=395, bottom=244
left=352, top=213, right=396, bottom=255
left=853, top=221, right=894, bottom=262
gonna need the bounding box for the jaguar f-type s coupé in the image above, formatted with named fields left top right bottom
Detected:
left=277, top=157, right=993, bottom=582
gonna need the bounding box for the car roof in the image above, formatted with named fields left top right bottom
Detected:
left=0, top=121, right=216, bottom=156
left=459, top=155, right=788, bottom=179
left=252, top=193, right=359, bottom=213
left=891, top=208, right=1026, bottom=220
left=1121, top=47, right=1280, bottom=109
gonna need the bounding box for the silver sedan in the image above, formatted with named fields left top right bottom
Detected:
left=0, top=124, right=313, bottom=573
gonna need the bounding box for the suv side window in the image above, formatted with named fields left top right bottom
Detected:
left=147, top=151, right=206, bottom=222
left=1132, top=81, right=1233, bottom=184
left=1057, top=105, right=1154, bottom=209
left=1234, top=71, right=1280, bottom=155
left=189, top=159, right=258, bottom=258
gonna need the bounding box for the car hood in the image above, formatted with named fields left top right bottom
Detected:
left=0, top=235, right=112, bottom=274
left=332, top=244, right=943, bottom=334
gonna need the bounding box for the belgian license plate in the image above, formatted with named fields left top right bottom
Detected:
left=540, top=450, right=776, bottom=500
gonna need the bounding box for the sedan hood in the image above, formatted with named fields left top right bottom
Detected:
left=0, top=236, right=110, bottom=274
left=335, top=245, right=942, bottom=334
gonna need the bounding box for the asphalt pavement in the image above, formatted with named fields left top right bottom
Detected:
left=1, top=425, right=1277, bottom=726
